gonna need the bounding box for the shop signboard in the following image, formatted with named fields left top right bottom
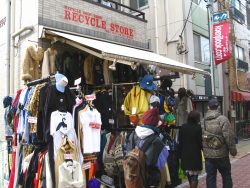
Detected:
left=38, top=0, right=148, bottom=49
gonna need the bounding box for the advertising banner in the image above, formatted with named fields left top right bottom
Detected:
left=213, top=22, right=230, bottom=65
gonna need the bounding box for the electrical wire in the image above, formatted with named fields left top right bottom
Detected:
left=167, top=0, right=202, bottom=42
left=180, top=1, right=193, bottom=37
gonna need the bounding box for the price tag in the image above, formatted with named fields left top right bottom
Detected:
left=13, top=146, right=17, bottom=152
left=89, top=122, right=101, bottom=129
left=166, top=146, right=170, bottom=150
left=64, top=154, right=73, bottom=160
left=85, top=94, right=96, bottom=100
left=74, top=78, right=81, bottom=85
left=4, top=180, right=9, bottom=187
left=28, top=117, right=37, bottom=124
left=132, top=107, right=136, bottom=114
left=121, top=105, right=124, bottom=111
left=109, top=119, right=114, bottom=124
left=82, top=162, right=91, bottom=170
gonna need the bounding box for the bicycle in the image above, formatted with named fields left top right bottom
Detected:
left=238, top=123, right=250, bottom=140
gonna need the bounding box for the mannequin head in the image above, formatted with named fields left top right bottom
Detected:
left=55, top=73, right=68, bottom=92
left=160, top=78, right=173, bottom=90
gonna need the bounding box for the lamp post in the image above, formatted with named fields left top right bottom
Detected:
left=205, top=0, right=217, bottom=97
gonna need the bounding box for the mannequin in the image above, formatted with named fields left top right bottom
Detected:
left=174, top=88, right=193, bottom=127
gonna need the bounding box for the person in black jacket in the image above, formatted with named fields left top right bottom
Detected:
left=178, top=110, right=203, bottom=188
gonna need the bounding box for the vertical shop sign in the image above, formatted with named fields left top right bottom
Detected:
left=213, top=22, right=230, bottom=65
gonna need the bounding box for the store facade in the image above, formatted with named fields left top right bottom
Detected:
left=1, top=0, right=212, bottom=187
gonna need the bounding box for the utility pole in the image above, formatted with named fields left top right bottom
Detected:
left=206, top=0, right=217, bottom=97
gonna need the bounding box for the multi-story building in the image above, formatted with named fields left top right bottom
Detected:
left=126, top=0, right=250, bottom=135
left=219, top=0, right=250, bottom=135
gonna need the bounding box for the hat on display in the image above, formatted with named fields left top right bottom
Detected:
left=3, top=96, right=12, bottom=108
left=149, top=95, right=160, bottom=104
left=142, top=107, right=160, bottom=127
left=160, top=78, right=173, bottom=90
left=139, top=75, right=156, bottom=90
left=208, top=98, right=219, bottom=108
left=97, top=175, right=115, bottom=188
left=55, top=73, right=68, bottom=92
left=88, top=178, right=100, bottom=188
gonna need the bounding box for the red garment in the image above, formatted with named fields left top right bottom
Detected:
left=93, top=162, right=98, bottom=177
left=14, top=115, right=19, bottom=134
left=107, top=135, right=115, bottom=151
left=12, top=90, right=22, bottom=108
left=8, top=151, right=16, bottom=188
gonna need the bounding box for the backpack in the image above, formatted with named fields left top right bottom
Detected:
left=166, top=95, right=176, bottom=106
left=123, top=133, right=156, bottom=188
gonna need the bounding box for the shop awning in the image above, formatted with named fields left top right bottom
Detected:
left=231, top=91, right=250, bottom=102
left=45, top=30, right=210, bottom=75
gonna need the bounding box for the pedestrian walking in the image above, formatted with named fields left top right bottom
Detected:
left=201, top=98, right=237, bottom=188
left=178, top=110, right=203, bottom=188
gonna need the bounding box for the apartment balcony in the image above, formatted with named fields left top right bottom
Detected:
left=232, top=7, right=245, bottom=24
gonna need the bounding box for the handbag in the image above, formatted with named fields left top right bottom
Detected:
left=178, top=159, right=186, bottom=179
left=202, top=119, right=225, bottom=149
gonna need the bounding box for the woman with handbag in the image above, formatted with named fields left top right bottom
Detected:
left=178, top=110, right=203, bottom=188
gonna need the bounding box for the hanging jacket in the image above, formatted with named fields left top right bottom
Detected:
left=58, top=161, right=84, bottom=188
left=124, top=85, right=151, bottom=124
left=21, top=45, right=44, bottom=83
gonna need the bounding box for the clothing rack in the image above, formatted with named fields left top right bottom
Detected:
left=26, top=76, right=55, bottom=87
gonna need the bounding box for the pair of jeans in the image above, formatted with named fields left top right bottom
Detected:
left=205, top=156, right=232, bottom=188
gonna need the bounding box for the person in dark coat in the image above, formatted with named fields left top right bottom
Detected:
left=178, top=110, right=203, bottom=188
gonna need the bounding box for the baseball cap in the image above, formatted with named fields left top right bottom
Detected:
left=208, top=98, right=219, bottom=108
left=149, top=95, right=160, bottom=104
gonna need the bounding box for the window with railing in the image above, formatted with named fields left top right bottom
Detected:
left=88, top=0, right=145, bottom=19
left=232, top=0, right=245, bottom=24
left=130, top=0, right=148, bottom=10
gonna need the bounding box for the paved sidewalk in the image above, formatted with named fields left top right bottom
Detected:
left=177, top=139, right=250, bottom=188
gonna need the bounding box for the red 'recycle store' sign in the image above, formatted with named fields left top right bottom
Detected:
left=64, top=6, right=134, bottom=39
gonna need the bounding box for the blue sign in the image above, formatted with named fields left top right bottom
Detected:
left=213, top=11, right=229, bottom=22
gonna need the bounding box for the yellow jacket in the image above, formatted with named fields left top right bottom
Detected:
left=124, top=85, right=150, bottom=124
